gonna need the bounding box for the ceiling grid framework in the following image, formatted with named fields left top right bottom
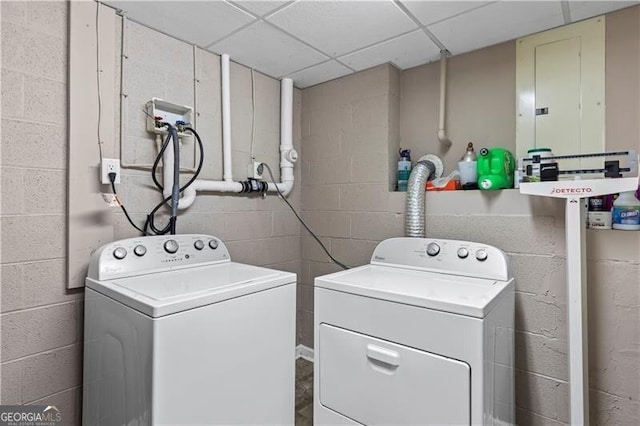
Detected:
left=104, top=0, right=639, bottom=88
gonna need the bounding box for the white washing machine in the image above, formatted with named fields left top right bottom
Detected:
left=83, top=234, right=296, bottom=426
left=314, top=237, right=514, bottom=426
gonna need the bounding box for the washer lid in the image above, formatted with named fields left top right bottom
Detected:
left=86, top=262, right=296, bottom=318
left=315, top=264, right=512, bottom=318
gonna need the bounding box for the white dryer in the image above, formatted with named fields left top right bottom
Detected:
left=314, top=237, right=515, bottom=426
left=83, top=234, right=296, bottom=426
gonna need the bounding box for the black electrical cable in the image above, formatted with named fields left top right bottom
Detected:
left=259, top=162, right=350, bottom=270
left=144, top=126, right=205, bottom=236
left=109, top=172, right=146, bottom=235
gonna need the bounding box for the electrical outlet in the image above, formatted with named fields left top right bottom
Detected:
left=247, top=161, right=263, bottom=179
left=101, top=158, right=121, bottom=184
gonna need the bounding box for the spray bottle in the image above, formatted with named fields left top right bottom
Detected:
left=397, top=149, right=412, bottom=191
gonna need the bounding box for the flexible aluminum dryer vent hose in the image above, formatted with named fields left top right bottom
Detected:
left=405, top=154, right=444, bottom=238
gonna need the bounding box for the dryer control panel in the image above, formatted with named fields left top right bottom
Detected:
left=87, top=234, right=230, bottom=281
left=370, top=237, right=511, bottom=281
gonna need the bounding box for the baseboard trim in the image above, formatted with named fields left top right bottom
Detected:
left=296, top=344, right=314, bottom=362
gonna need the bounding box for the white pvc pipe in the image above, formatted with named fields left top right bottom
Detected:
left=279, top=78, right=296, bottom=190
left=221, top=53, right=233, bottom=182
left=438, top=50, right=453, bottom=147
left=165, top=71, right=296, bottom=210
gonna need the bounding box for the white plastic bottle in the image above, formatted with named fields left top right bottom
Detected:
left=612, top=190, right=640, bottom=230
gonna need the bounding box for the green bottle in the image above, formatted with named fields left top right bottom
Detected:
left=476, top=148, right=515, bottom=190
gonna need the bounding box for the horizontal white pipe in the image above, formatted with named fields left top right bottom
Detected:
left=179, top=179, right=293, bottom=205
left=268, top=180, right=293, bottom=196
left=221, top=53, right=233, bottom=182
left=438, top=51, right=452, bottom=147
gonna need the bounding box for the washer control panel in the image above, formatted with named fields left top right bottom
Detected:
left=87, top=234, right=230, bottom=281
left=370, top=237, right=510, bottom=281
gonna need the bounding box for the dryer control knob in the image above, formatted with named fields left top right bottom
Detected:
left=164, top=239, right=179, bottom=254
left=208, top=239, right=219, bottom=250
left=426, top=242, right=440, bottom=257
left=457, top=247, right=469, bottom=259
left=133, top=245, right=147, bottom=257
left=475, top=249, right=488, bottom=262
left=194, top=240, right=204, bottom=250
left=113, top=247, right=127, bottom=260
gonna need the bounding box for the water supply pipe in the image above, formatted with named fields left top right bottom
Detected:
left=405, top=154, right=444, bottom=237
left=438, top=50, right=453, bottom=147
left=162, top=55, right=297, bottom=210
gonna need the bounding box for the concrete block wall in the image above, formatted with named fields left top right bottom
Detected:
left=112, top=19, right=302, bottom=275
left=400, top=41, right=516, bottom=174
left=298, top=64, right=403, bottom=347
left=1, top=1, right=83, bottom=423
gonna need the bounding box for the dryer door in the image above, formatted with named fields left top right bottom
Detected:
left=318, top=324, right=470, bottom=425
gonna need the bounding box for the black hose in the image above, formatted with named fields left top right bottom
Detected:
left=145, top=126, right=205, bottom=235
left=151, top=130, right=173, bottom=191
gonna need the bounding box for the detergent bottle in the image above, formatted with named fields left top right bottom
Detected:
left=612, top=190, right=640, bottom=230
left=476, top=148, right=515, bottom=190
left=397, top=149, right=412, bottom=191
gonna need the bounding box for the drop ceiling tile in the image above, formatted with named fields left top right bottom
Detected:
left=267, top=0, right=418, bottom=57
left=228, top=0, right=290, bottom=17
left=209, top=22, right=328, bottom=78
left=339, top=30, right=440, bottom=71
left=428, top=1, right=565, bottom=55
left=568, top=1, right=639, bottom=22
left=399, top=1, right=492, bottom=26
left=104, top=1, right=255, bottom=46
left=286, top=60, right=353, bottom=88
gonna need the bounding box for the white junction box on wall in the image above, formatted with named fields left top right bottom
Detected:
left=146, top=98, right=194, bottom=139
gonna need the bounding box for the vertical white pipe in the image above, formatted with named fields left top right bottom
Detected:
left=438, top=51, right=452, bottom=147
left=221, top=53, right=233, bottom=182
left=565, top=198, right=589, bottom=425
left=280, top=78, right=295, bottom=184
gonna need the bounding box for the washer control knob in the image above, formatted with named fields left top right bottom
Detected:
left=164, top=239, right=179, bottom=254
left=194, top=240, right=205, bottom=250
left=208, top=239, right=219, bottom=250
left=113, top=247, right=127, bottom=260
left=133, top=245, right=147, bottom=257
left=475, top=249, right=488, bottom=262
left=426, top=242, right=440, bottom=257
left=457, top=247, right=469, bottom=259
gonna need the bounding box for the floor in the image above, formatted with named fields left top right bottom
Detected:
left=295, top=358, right=314, bottom=425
